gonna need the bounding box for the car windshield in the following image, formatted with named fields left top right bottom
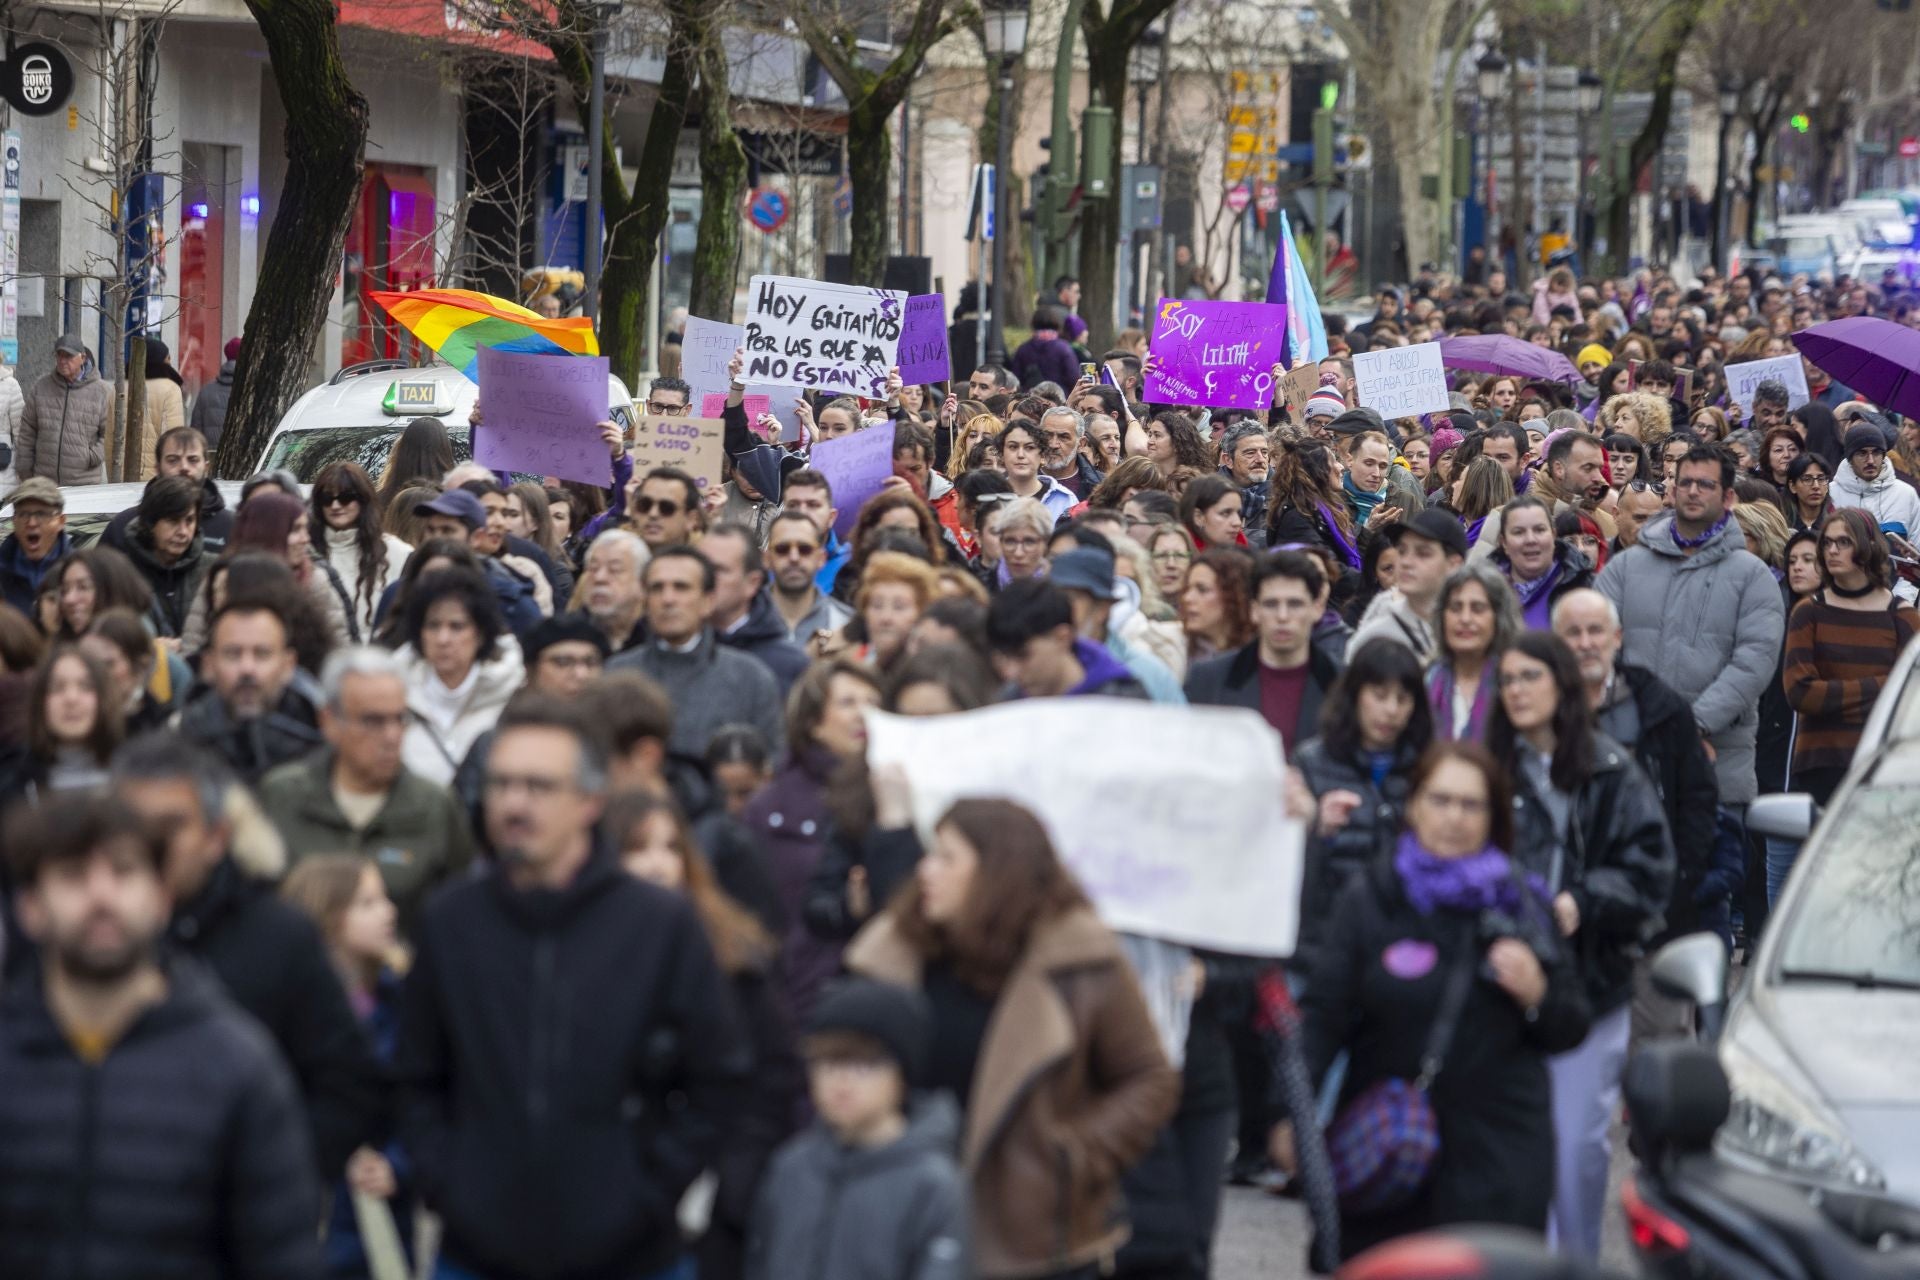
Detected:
left=1777, top=785, right=1920, bottom=987
left=264, top=424, right=473, bottom=483
left=1773, top=235, right=1832, bottom=259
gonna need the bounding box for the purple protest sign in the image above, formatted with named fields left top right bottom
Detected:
left=1141, top=298, right=1288, bottom=411
left=811, top=422, right=898, bottom=538
left=474, top=347, right=613, bottom=487
left=899, top=294, right=950, bottom=385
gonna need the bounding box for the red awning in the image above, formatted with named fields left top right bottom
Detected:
left=337, top=0, right=554, bottom=61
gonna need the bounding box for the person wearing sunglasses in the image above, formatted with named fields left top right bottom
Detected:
left=765, top=510, right=853, bottom=648
left=628, top=467, right=705, bottom=552
left=100, top=425, right=235, bottom=557
left=309, top=460, right=412, bottom=640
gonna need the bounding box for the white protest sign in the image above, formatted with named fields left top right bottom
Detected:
left=680, top=316, right=743, bottom=404
left=864, top=701, right=1303, bottom=957
left=1726, top=354, right=1810, bottom=419
left=743, top=274, right=906, bottom=399
left=1353, top=341, right=1450, bottom=417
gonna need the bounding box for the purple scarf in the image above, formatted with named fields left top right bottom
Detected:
left=1509, top=557, right=1564, bottom=630
left=1318, top=502, right=1362, bottom=570
left=1426, top=664, right=1494, bottom=742
left=1671, top=510, right=1731, bottom=552
left=1464, top=514, right=1488, bottom=548
left=1395, top=832, right=1549, bottom=917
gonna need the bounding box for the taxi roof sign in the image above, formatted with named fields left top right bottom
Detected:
left=383, top=379, right=452, bottom=416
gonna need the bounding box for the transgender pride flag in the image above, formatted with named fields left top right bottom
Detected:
left=1264, top=211, right=1330, bottom=369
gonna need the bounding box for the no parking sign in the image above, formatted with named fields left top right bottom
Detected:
left=746, top=187, right=789, bottom=233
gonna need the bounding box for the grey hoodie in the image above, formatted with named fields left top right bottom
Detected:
left=746, top=1093, right=969, bottom=1280
left=1594, top=510, right=1784, bottom=802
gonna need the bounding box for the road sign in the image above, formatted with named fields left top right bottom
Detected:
left=1255, top=182, right=1279, bottom=213
left=746, top=187, right=789, bottom=233
left=1902, top=137, right=1920, bottom=159
left=1225, top=186, right=1251, bottom=213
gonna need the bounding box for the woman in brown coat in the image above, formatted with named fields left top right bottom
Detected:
left=845, top=798, right=1179, bottom=1280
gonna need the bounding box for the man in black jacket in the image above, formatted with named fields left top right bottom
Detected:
left=99, top=425, right=236, bottom=555
left=177, top=599, right=327, bottom=783
left=397, top=695, right=751, bottom=1280
left=1553, top=588, right=1719, bottom=1043
left=0, top=792, right=323, bottom=1278
left=114, top=733, right=385, bottom=1180
left=1185, top=550, right=1344, bottom=758
left=703, top=521, right=809, bottom=694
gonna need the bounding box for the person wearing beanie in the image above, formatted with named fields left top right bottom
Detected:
left=1573, top=343, right=1612, bottom=410
left=1832, top=420, right=1920, bottom=542
left=1304, top=386, right=1347, bottom=436
left=745, top=978, right=969, bottom=1280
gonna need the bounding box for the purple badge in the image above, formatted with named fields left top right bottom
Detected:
left=1382, top=939, right=1439, bottom=980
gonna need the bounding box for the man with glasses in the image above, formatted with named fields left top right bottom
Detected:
left=0, top=476, right=72, bottom=615
left=630, top=466, right=704, bottom=552
left=100, top=425, right=235, bottom=555
left=259, top=647, right=476, bottom=934
left=396, top=695, right=750, bottom=1280
left=644, top=375, right=693, bottom=417
left=1832, top=421, right=1920, bottom=541
left=1185, top=551, right=1341, bottom=756
left=780, top=468, right=853, bottom=594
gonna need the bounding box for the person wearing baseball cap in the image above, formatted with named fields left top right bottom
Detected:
left=369, top=488, right=542, bottom=635
left=1344, top=509, right=1467, bottom=663
left=17, top=334, right=114, bottom=486
left=1045, top=541, right=1182, bottom=703
left=0, top=476, right=71, bottom=615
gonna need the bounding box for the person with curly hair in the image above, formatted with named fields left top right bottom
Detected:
left=1142, top=411, right=1215, bottom=477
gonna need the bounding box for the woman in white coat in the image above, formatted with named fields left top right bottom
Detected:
left=309, top=461, right=412, bottom=638
left=396, top=566, right=523, bottom=786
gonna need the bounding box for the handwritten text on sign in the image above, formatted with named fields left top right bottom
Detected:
left=744, top=274, right=906, bottom=399
left=1142, top=298, right=1288, bottom=411
left=1726, top=354, right=1810, bottom=419
left=474, top=347, right=612, bottom=487
left=681, top=316, right=744, bottom=404
left=630, top=415, right=725, bottom=491
left=810, top=422, right=898, bottom=538
left=864, top=701, right=1303, bottom=957
left=898, top=294, right=951, bottom=385
left=1354, top=341, right=1450, bottom=417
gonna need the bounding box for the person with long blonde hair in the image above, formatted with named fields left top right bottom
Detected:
left=947, top=413, right=1004, bottom=478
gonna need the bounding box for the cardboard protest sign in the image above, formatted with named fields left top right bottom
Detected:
left=474, top=348, right=612, bottom=486
left=1354, top=341, right=1450, bottom=417
left=629, top=414, right=725, bottom=491
left=898, top=294, right=951, bottom=386
left=1281, top=362, right=1322, bottom=421
left=810, top=422, right=898, bottom=538
left=1141, top=298, right=1287, bottom=411
left=743, top=274, right=906, bottom=399
left=680, top=316, right=743, bottom=403
left=865, top=701, right=1303, bottom=957
left=1726, top=354, right=1810, bottom=419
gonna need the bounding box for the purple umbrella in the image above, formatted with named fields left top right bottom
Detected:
left=1794, top=317, right=1920, bottom=420
left=1437, top=335, right=1580, bottom=386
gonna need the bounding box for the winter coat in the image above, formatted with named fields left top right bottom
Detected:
left=180, top=555, right=353, bottom=656
left=0, top=366, right=23, bottom=482
left=804, top=820, right=926, bottom=943
left=846, top=908, right=1180, bottom=1280
left=1183, top=639, right=1342, bottom=757
left=257, top=749, right=478, bottom=935
left=396, top=846, right=752, bottom=1280
left=1506, top=731, right=1677, bottom=1015
left=124, top=524, right=209, bottom=638
left=1011, top=331, right=1082, bottom=391
left=1346, top=588, right=1438, bottom=665
left=1782, top=592, right=1920, bottom=778
left=1594, top=511, right=1786, bottom=802
left=1831, top=458, right=1920, bottom=538
left=0, top=955, right=326, bottom=1280
left=743, top=744, right=845, bottom=1025
left=745, top=1094, right=970, bottom=1280
left=718, top=589, right=811, bottom=695
left=609, top=628, right=785, bottom=758
left=1301, top=857, right=1590, bottom=1259
left=190, top=359, right=235, bottom=451
left=168, top=856, right=388, bottom=1179
left=1601, top=663, right=1722, bottom=945
left=400, top=638, right=524, bottom=787
left=0, top=528, right=71, bottom=617
left=1494, top=540, right=1595, bottom=631
left=324, top=525, right=413, bottom=638
left=139, top=376, right=186, bottom=480
left=102, top=476, right=236, bottom=557
left=175, top=678, right=328, bottom=785
left=702, top=956, right=804, bottom=1280
left=1292, top=735, right=1424, bottom=968
left=17, top=358, right=114, bottom=485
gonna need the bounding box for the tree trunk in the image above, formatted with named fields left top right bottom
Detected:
left=846, top=100, right=894, bottom=287
left=124, top=336, right=147, bottom=482
left=215, top=0, right=370, bottom=479
left=1076, top=54, right=1128, bottom=353
left=689, top=24, right=745, bottom=321
left=1603, top=0, right=1706, bottom=274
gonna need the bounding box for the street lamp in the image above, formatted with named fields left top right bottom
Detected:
left=1714, top=76, right=1739, bottom=274
left=982, top=0, right=1028, bottom=368
left=1476, top=50, right=1508, bottom=104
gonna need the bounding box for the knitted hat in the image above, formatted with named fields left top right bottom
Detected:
left=1576, top=343, right=1613, bottom=372
left=522, top=613, right=611, bottom=665
left=1844, top=423, right=1888, bottom=458
left=806, top=978, right=933, bottom=1084
left=1305, top=387, right=1347, bottom=421
left=1429, top=426, right=1465, bottom=457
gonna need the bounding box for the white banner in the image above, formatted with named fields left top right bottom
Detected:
left=1354, top=340, right=1450, bottom=417
left=864, top=701, right=1302, bottom=957
left=743, top=274, right=906, bottom=400
left=1726, top=354, right=1811, bottom=418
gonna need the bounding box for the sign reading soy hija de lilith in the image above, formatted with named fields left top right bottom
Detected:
left=743, top=274, right=906, bottom=400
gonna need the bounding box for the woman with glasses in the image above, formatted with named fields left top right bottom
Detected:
left=311, top=461, right=412, bottom=640
left=1270, top=741, right=1588, bottom=1261
left=1144, top=523, right=1195, bottom=602
left=1488, top=631, right=1673, bottom=1261
left=1756, top=530, right=1823, bottom=902
left=1783, top=452, right=1834, bottom=534
left=986, top=497, right=1054, bottom=590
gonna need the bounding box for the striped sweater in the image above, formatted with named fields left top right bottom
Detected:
left=1782, top=593, right=1920, bottom=774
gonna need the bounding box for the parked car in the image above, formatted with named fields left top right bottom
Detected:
left=0, top=480, right=246, bottom=546
left=253, top=358, right=635, bottom=483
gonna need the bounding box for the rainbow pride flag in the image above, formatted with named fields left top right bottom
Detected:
left=366, top=288, right=598, bottom=382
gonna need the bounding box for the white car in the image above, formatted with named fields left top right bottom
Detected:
left=253, top=358, right=636, bottom=484
left=0, top=479, right=247, bottom=545
left=1846, top=248, right=1920, bottom=287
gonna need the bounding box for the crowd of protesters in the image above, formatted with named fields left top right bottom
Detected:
left=0, top=254, right=1915, bottom=1280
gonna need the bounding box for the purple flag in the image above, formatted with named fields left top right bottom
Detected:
left=898, top=294, right=951, bottom=385
left=1141, top=298, right=1288, bottom=411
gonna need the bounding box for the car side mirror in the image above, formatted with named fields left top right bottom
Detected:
left=1746, top=792, right=1815, bottom=842
left=1650, top=932, right=1729, bottom=1012
left=1624, top=1041, right=1730, bottom=1157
